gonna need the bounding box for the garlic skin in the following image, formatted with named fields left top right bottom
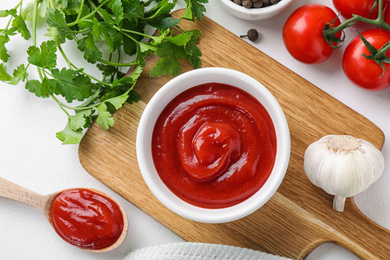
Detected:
left=304, top=135, right=385, bottom=212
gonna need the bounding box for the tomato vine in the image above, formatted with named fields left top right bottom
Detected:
left=324, top=0, right=390, bottom=67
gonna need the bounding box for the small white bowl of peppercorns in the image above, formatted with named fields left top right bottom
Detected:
left=219, top=0, right=293, bottom=21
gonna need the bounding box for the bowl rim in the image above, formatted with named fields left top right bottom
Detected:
left=219, top=0, right=293, bottom=14
left=136, top=67, right=291, bottom=223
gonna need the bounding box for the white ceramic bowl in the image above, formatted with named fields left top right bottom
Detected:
left=219, top=0, right=293, bottom=21
left=136, top=67, right=290, bottom=223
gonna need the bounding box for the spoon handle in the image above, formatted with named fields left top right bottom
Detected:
left=0, top=177, right=50, bottom=215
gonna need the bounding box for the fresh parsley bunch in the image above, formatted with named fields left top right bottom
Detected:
left=0, top=0, right=208, bottom=144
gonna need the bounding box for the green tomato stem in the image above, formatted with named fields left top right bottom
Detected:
left=375, top=40, right=390, bottom=59
left=325, top=0, right=390, bottom=39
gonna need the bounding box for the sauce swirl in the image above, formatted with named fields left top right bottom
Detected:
left=152, top=83, right=277, bottom=208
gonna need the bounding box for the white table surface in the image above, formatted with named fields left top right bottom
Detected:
left=1, top=0, right=390, bottom=259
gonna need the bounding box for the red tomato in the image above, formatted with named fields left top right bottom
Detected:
left=333, top=0, right=387, bottom=19
left=343, top=29, right=390, bottom=91
left=283, top=4, right=341, bottom=64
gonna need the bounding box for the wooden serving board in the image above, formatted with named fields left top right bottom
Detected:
left=79, top=10, right=388, bottom=259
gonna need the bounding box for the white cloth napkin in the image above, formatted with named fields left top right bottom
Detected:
left=125, top=242, right=292, bottom=260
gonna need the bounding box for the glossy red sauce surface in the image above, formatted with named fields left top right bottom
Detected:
left=50, top=188, right=124, bottom=250
left=152, top=83, right=277, bottom=208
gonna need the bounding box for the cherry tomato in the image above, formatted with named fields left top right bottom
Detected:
left=283, top=4, right=341, bottom=64
left=333, top=0, right=387, bottom=19
left=343, top=29, right=390, bottom=91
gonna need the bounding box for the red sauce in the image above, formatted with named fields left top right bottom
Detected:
left=50, top=188, right=124, bottom=250
left=152, top=83, right=277, bottom=209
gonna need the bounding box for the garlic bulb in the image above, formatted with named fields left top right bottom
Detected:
left=304, top=135, right=385, bottom=212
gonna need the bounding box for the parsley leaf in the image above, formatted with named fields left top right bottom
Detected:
left=51, top=68, right=94, bottom=102
left=12, top=15, right=31, bottom=40
left=151, top=41, right=187, bottom=77
left=92, top=19, right=117, bottom=53
left=9, top=64, right=28, bottom=85
left=110, top=0, right=124, bottom=23
left=107, top=93, right=129, bottom=110
left=56, top=120, right=84, bottom=144
left=96, top=103, right=115, bottom=130
left=0, top=35, right=10, bottom=62
left=151, top=30, right=202, bottom=77
left=25, top=79, right=48, bottom=98
left=0, top=63, right=12, bottom=81
left=45, top=8, right=71, bottom=43
left=182, top=0, right=208, bottom=21
left=77, top=33, right=103, bottom=64
left=0, top=9, right=17, bottom=18
left=27, top=40, right=57, bottom=69
left=69, top=110, right=92, bottom=131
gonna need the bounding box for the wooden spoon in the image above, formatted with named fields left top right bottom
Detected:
left=0, top=176, right=128, bottom=252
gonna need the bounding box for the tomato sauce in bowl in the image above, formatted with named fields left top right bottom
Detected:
left=152, top=83, right=277, bottom=209
left=137, top=67, right=290, bottom=223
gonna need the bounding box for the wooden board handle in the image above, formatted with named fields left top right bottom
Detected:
left=270, top=192, right=384, bottom=259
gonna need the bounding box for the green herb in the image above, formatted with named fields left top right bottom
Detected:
left=0, top=0, right=208, bottom=144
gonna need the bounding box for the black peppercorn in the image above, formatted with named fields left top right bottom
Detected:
left=240, top=29, right=259, bottom=41
left=253, top=1, right=263, bottom=7
left=242, top=0, right=252, bottom=8
left=230, top=0, right=280, bottom=9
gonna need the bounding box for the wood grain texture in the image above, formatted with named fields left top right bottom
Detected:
left=78, top=10, right=388, bottom=259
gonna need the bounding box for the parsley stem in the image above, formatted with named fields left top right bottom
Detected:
left=3, top=1, right=22, bottom=30
left=32, top=0, right=45, bottom=81
left=74, top=88, right=102, bottom=109
left=57, top=45, right=111, bottom=87
left=97, top=59, right=138, bottom=67
left=56, top=89, right=131, bottom=112
left=117, top=27, right=155, bottom=40
left=18, top=0, right=23, bottom=15
left=75, top=0, right=85, bottom=23
left=57, top=93, right=99, bottom=111
left=70, top=28, right=91, bottom=34
left=67, top=0, right=110, bottom=27
left=32, top=0, right=38, bottom=47
left=51, top=94, right=70, bottom=116
left=5, top=16, right=13, bottom=31
left=57, top=45, right=72, bottom=67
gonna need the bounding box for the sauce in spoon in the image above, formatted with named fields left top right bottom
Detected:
left=0, top=177, right=128, bottom=252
